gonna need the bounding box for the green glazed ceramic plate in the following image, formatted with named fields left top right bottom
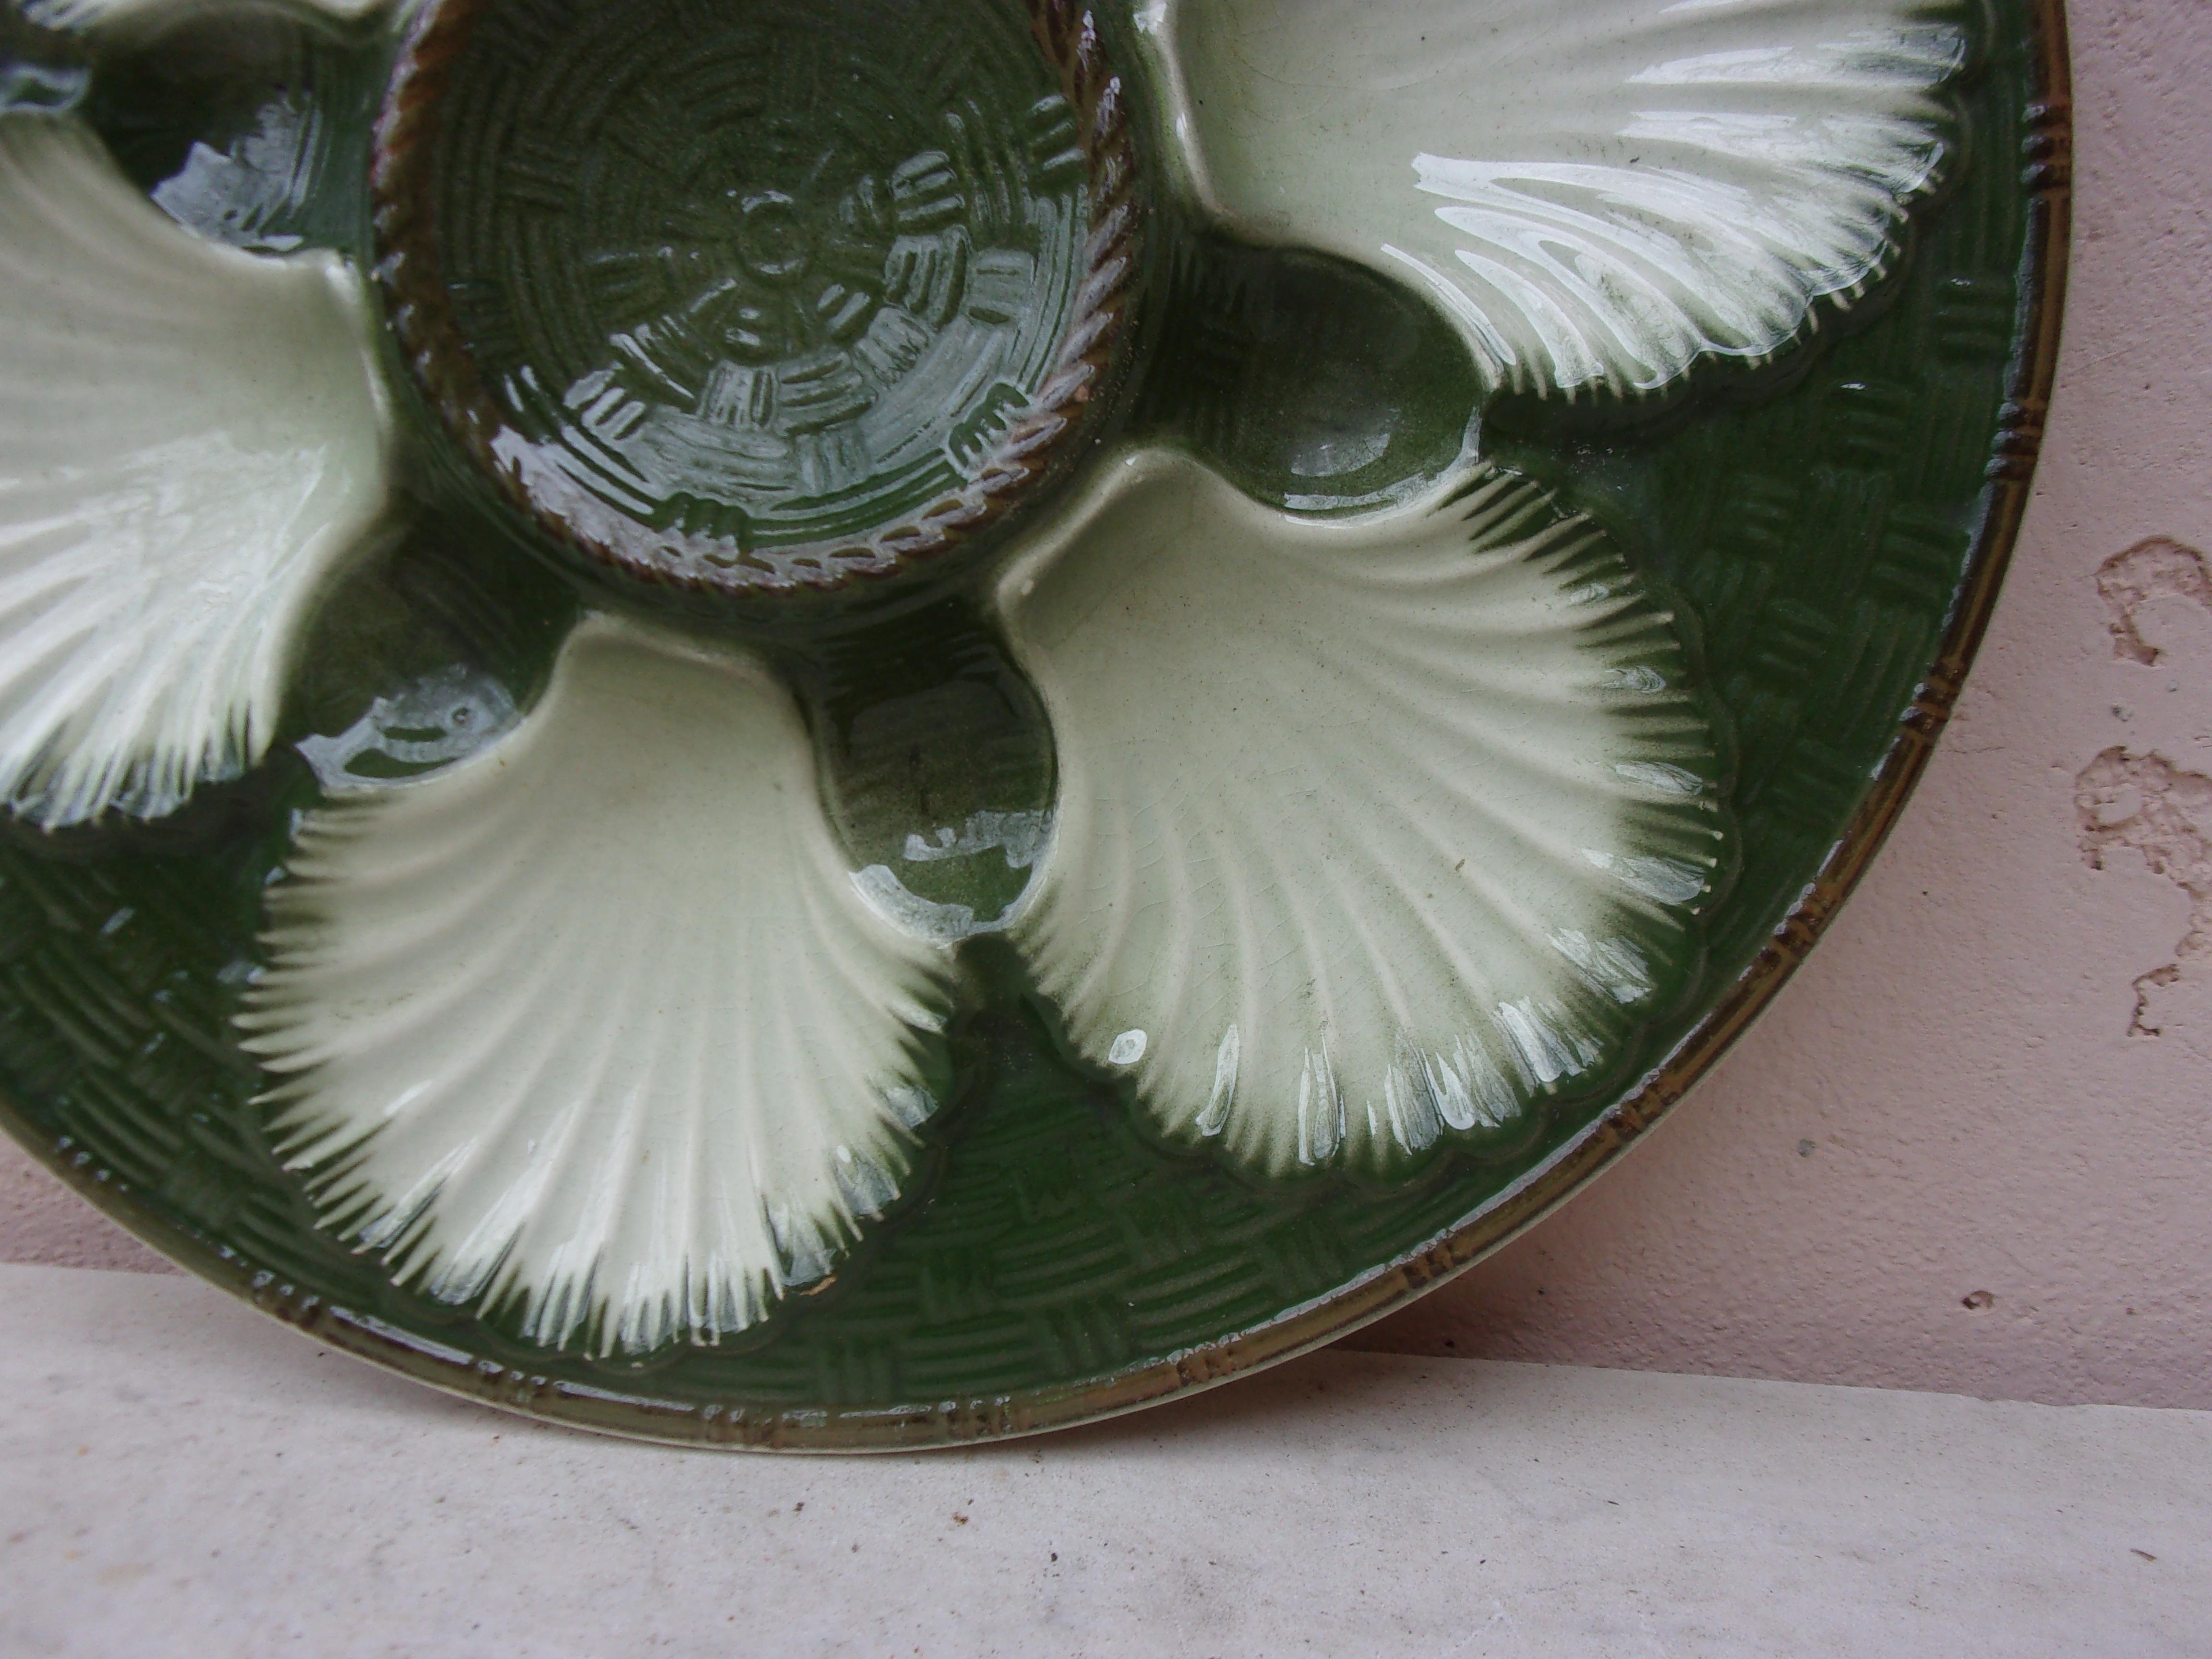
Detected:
left=0, top=0, right=2067, bottom=1446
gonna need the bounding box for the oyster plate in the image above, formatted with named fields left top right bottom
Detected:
left=0, top=0, right=2068, bottom=1446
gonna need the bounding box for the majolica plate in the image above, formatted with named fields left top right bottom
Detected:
left=0, top=0, right=2066, bottom=1446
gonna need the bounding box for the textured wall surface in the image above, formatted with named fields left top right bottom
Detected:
left=2, top=0, right=2206, bottom=1409
left=1354, top=0, right=2212, bottom=1409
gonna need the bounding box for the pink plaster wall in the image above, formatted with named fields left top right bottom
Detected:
left=1351, top=0, right=2212, bottom=1409
left=2, top=0, right=2206, bottom=1409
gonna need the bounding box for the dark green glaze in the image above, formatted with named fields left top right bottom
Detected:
left=797, top=594, right=1056, bottom=938
left=429, top=0, right=1090, bottom=554
left=1137, top=228, right=1484, bottom=516
left=0, top=0, right=2054, bottom=1428
left=372, top=0, right=1147, bottom=607
left=72, top=0, right=381, bottom=254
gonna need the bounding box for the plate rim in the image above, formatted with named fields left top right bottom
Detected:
left=0, top=0, right=2074, bottom=1452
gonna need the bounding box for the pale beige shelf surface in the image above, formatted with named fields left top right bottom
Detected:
left=0, top=1262, right=2204, bottom=1657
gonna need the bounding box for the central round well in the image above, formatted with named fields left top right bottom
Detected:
left=373, top=0, right=1140, bottom=601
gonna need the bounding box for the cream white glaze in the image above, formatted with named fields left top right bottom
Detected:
left=1000, top=452, right=1730, bottom=1179
left=0, top=117, right=388, bottom=826
left=1140, top=0, right=1964, bottom=399
left=241, top=618, right=957, bottom=1355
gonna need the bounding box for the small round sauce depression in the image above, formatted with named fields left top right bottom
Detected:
left=373, top=0, right=1142, bottom=605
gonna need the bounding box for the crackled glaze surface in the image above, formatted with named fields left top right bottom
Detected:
left=0, top=0, right=2063, bottom=1444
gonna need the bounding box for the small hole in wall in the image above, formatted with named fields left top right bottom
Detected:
left=1797, top=1138, right=1816, bottom=1157
left=1962, top=1289, right=1996, bottom=1310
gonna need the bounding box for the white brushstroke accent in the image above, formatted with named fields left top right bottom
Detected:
left=1000, top=451, right=1730, bottom=1181
left=296, top=665, right=519, bottom=791
left=0, top=117, right=387, bottom=826
left=1196, top=1025, right=1240, bottom=1137
left=902, top=808, right=1052, bottom=871
left=240, top=618, right=955, bottom=1356
left=851, top=863, right=1000, bottom=944
left=1137, top=0, right=1962, bottom=398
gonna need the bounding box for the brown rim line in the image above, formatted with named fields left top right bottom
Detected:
left=0, top=0, right=2071, bottom=1451
left=368, top=0, right=1144, bottom=602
